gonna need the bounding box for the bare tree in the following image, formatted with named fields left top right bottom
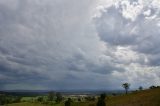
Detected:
left=122, top=83, right=130, bottom=94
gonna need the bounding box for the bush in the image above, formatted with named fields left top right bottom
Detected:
left=48, top=91, right=55, bottom=101
left=149, top=85, right=156, bottom=89
left=85, top=96, right=96, bottom=101
left=55, top=92, right=63, bottom=103
left=0, top=94, right=21, bottom=105
left=37, top=96, right=43, bottom=102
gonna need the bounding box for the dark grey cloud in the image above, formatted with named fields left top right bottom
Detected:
left=0, top=0, right=160, bottom=90
left=0, top=0, right=124, bottom=90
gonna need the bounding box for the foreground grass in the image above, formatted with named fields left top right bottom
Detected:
left=107, top=88, right=160, bottom=106
left=7, top=88, right=160, bottom=106
left=7, top=102, right=47, bottom=106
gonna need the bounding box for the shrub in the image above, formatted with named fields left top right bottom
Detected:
left=37, top=96, right=43, bottom=102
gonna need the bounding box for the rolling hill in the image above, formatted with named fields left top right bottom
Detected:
left=106, top=87, right=160, bottom=106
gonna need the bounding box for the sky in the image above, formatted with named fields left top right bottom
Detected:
left=0, top=0, right=160, bottom=90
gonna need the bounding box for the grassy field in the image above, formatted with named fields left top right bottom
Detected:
left=6, top=102, right=96, bottom=106
left=106, top=88, right=160, bottom=106
left=7, top=88, right=160, bottom=106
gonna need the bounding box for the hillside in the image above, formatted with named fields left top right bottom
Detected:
left=7, top=88, right=160, bottom=106
left=106, top=88, right=160, bottom=106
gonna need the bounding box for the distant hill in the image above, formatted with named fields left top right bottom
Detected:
left=0, top=90, right=48, bottom=97
left=106, top=88, right=160, bottom=106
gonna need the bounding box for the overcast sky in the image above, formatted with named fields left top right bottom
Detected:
left=0, top=0, right=160, bottom=90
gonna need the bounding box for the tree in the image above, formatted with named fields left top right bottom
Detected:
left=85, top=96, right=96, bottom=101
left=13, top=96, right=21, bottom=103
left=37, top=96, right=43, bottom=102
left=0, top=94, right=7, bottom=105
left=139, top=86, right=143, bottom=91
left=48, top=91, right=55, bottom=101
left=56, top=92, right=63, bottom=103
left=97, top=93, right=106, bottom=106
left=149, top=85, right=156, bottom=89
left=65, top=98, right=72, bottom=106
left=122, top=83, right=130, bottom=94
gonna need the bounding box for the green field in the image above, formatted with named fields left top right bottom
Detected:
left=7, top=102, right=95, bottom=106
left=7, top=88, right=160, bottom=106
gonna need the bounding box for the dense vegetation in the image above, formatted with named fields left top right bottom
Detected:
left=2, top=87, right=160, bottom=106
left=0, top=94, right=21, bottom=105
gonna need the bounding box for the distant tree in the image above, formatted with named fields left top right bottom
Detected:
left=122, top=83, right=130, bottom=94
left=78, top=97, right=81, bottom=102
left=48, top=91, right=55, bottom=101
left=91, top=96, right=96, bottom=101
left=56, top=92, right=63, bottom=103
left=0, top=95, right=9, bottom=104
left=0, top=94, right=7, bottom=105
left=65, top=98, right=72, bottom=106
left=112, top=93, right=116, bottom=96
left=37, top=96, right=43, bottom=102
left=85, top=96, right=96, bottom=101
left=157, top=86, right=160, bottom=88
left=0, top=94, right=22, bottom=105
left=139, top=86, right=143, bottom=91
left=13, top=96, right=21, bottom=103
left=149, top=85, right=160, bottom=89
left=149, top=85, right=156, bottom=89
left=96, top=93, right=106, bottom=106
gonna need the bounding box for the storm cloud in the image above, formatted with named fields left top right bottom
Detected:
left=0, top=0, right=160, bottom=90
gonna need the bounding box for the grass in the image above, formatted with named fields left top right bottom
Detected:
left=7, top=102, right=95, bottom=106
left=21, top=97, right=34, bottom=102
left=106, top=88, right=160, bottom=106
left=7, top=88, right=160, bottom=106
left=7, top=102, right=47, bottom=106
